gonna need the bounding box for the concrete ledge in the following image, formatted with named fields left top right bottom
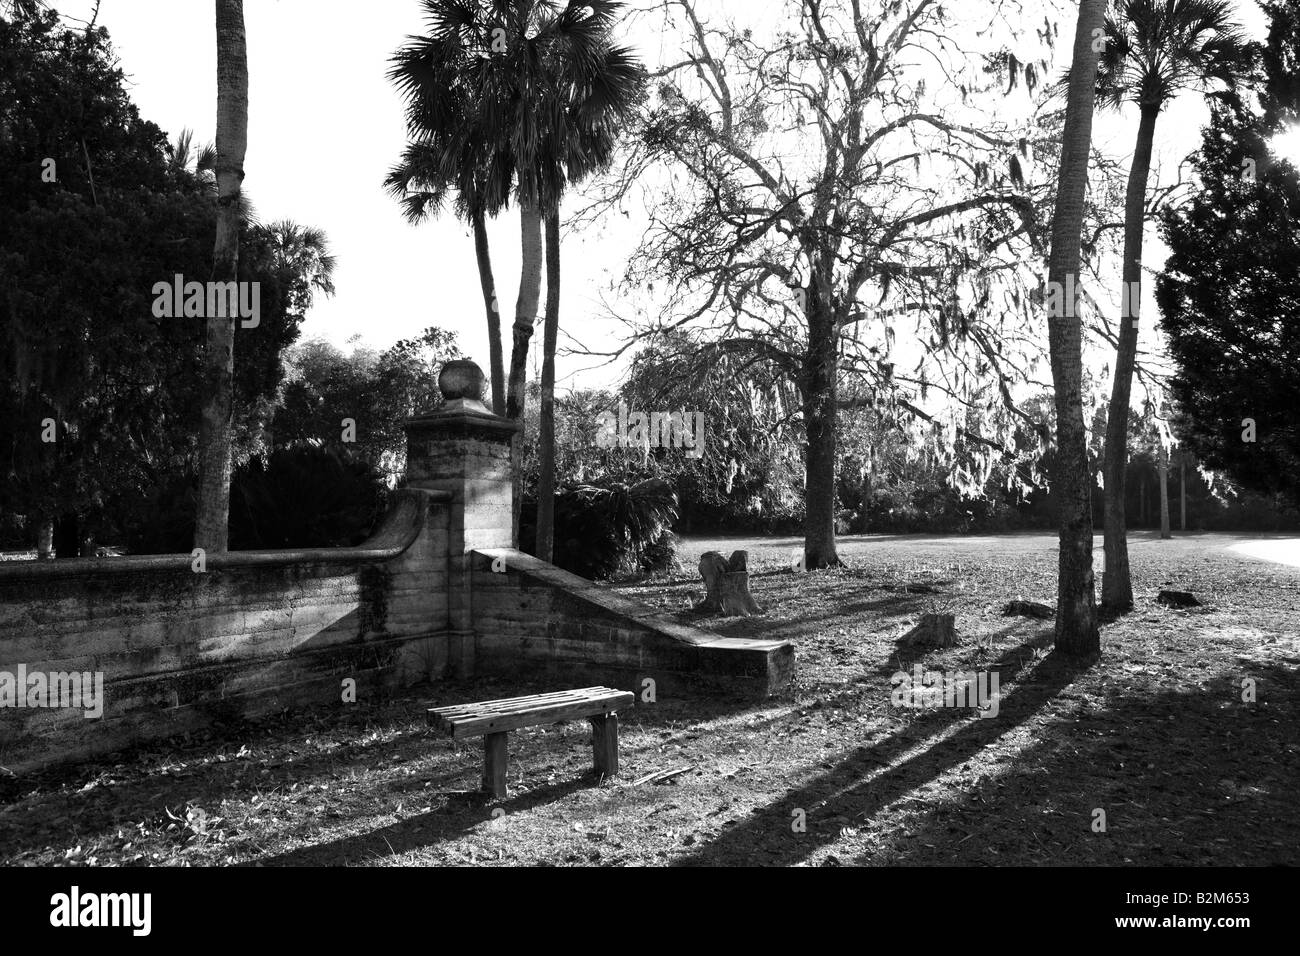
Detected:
left=470, top=549, right=794, bottom=699
left=0, top=489, right=452, bottom=580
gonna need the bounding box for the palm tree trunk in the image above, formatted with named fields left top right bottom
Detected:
left=536, top=209, right=561, bottom=563
left=1102, top=103, right=1159, bottom=610
left=195, top=0, right=248, bottom=554
left=1159, top=442, right=1171, bottom=539
left=507, top=199, right=544, bottom=548
left=36, top=513, right=53, bottom=560
left=1180, top=455, right=1187, bottom=531
left=472, top=205, right=506, bottom=416
left=1045, top=0, right=1106, bottom=656
left=54, top=513, right=79, bottom=559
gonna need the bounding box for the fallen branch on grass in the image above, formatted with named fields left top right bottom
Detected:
left=1001, top=600, right=1055, bottom=619
left=632, top=766, right=696, bottom=786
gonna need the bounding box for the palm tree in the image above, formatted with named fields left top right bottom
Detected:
left=264, top=220, right=337, bottom=297
left=390, top=0, right=549, bottom=433
left=384, top=127, right=511, bottom=415
left=195, top=0, right=249, bottom=553
left=538, top=208, right=564, bottom=560
left=1158, top=440, right=1172, bottom=538
left=165, top=128, right=216, bottom=179
left=166, top=126, right=259, bottom=224
left=0, top=0, right=46, bottom=17
left=532, top=5, right=642, bottom=562
left=390, top=0, right=641, bottom=555
left=1046, top=0, right=1109, bottom=656
left=1098, top=0, right=1245, bottom=611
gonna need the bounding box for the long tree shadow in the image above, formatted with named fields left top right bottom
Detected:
left=0, top=701, right=455, bottom=859
left=688, top=624, right=1050, bottom=745
left=844, top=659, right=1300, bottom=865
left=888, top=622, right=1030, bottom=664
left=250, top=774, right=598, bottom=866
left=694, top=592, right=928, bottom=640
left=240, top=685, right=785, bottom=865
left=243, top=683, right=790, bottom=865
left=672, top=632, right=1090, bottom=867
left=0, top=673, right=776, bottom=862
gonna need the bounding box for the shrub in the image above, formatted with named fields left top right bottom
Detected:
left=229, top=444, right=388, bottom=549
left=523, top=477, right=679, bottom=580
left=0, top=512, right=28, bottom=550
left=121, top=474, right=199, bottom=555
left=121, top=444, right=388, bottom=553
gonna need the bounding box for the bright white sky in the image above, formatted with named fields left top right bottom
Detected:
left=54, top=0, right=1275, bottom=402
left=56, top=0, right=651, bottom=393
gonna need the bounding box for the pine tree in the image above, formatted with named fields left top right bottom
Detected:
left=1156, top=0, right=1300, bottom=505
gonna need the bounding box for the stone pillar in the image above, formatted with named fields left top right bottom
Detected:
left=404, top=359, right=518, bottom=678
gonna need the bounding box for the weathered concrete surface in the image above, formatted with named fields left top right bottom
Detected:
left=404, top=393, right=518, bottom=680
left=471, top=548, right=794, bottom=699
left=0, top=489, right=452, bottom=772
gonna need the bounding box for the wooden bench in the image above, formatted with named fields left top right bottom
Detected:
left=427, top=686, right=635, bottom=798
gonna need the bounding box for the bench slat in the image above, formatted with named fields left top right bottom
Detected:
left=430, top=691, right=630, bottom=728
left=432, top=698, right=600, bottom=723
left=429, top=686, right=623, bottom=718
left=433, top=690, right=594, bottom=717
left=432, top=689, right=586, bottom=713
left=428, top=687, right=633, bottom=739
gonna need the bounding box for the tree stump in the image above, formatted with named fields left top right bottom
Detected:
left=1157, top=589, right=1201, bottom=608
left=906, top=613, right=957, bottom=647
left=695, top=550, right=764, bottom=617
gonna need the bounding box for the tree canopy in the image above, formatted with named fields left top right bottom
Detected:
left=0, top=10, right=331, bottom=546
left=1156, top=0, right=1300, bottom=505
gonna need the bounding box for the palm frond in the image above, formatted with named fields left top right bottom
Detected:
left=1098, top=0, right=1248, bottom=110
left=387, top=0, right=642, bottom=217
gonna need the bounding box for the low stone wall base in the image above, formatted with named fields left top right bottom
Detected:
left=470, top=549, right=794, bottom=700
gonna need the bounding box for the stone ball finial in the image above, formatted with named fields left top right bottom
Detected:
left=439, top=360, right=486, bottom=402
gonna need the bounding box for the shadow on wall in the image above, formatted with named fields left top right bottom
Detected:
left=0, top=488, right=453, bottom=773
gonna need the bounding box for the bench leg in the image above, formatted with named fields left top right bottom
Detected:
left=590, top=713, right=619, bottom=777
left=482, top=732, right=508, bottom=798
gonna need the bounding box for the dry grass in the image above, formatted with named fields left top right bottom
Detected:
left=2, top=531, right=1297, bottom=867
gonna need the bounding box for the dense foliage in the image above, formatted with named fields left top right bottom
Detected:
left=521, top=477, right=678, bottom=580
left=123, top=444, right=389, bottom=554
left=1156, top=0, right=1300, bottom=507
left=0, top=11, right=331, bottom=552
left=271, top=328, right=462, bottom=483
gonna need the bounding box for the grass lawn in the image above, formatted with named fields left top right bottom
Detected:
left=2, top=531, right=1297, bottom=866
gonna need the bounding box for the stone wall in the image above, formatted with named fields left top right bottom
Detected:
left=0, top=489, right=452, bottom=772
left=405, top=364, right=794, bottom=702
left=0, top=360, right=795, bottom=773
left=471, top=549, right=794, bottom=699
